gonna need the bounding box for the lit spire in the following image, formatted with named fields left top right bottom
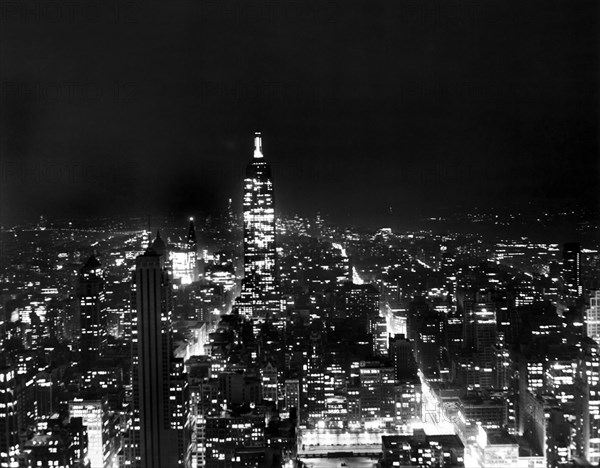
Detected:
left=253, top=132, right=263, bottom=159
left=187, top=217, right=197, bottom=249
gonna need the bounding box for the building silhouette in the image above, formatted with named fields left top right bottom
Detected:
left=128, top=234, right=191, bottom=468
left=78, top=255, right=107, bottom=371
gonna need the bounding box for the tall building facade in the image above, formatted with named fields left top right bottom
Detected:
left=170, top=219, right=199, bottom=286
left=586, top=289, right=600, bottom=343
left=0, top=365, right=19, bottom=468
left=304, top=328, right=326, bottom=425
left=78, top=255, right=107, bottom=370
left=128, top=236, right=191, bottom=468
left=562, top=242, right=582, bottom=301
left=239, top=132, right=280, bottom=323
left=69, top=398, right=114, bottom=468
left=577, top=338, right=600, bottom=465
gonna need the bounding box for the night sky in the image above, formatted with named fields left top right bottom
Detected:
left=1, top=0, right=598, bottom=225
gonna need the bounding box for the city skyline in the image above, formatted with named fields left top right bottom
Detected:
left=0, top=141, right=599, bottom=466
left=1, top=1, right=599, bottom=467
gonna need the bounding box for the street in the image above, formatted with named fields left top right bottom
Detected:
left=300, top=457, right=378, bottom=468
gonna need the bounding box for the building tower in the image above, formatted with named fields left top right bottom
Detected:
left=69, top=397, right=112, bottom=468
left=187, top=217, right=199, bottom=283
left=304, top=326, right=326, bottom=425
left=0, top=365, right=19, bottom=468
left=128, top=234, right=191, bottom=468
left=239, top=132, right=280, bottom=323
left=577, top=337, right=600, bottom=464
left=170, top=220, right=198, bottom=286
left=586, top=289, right=600, bottom=343
left=562, top=242, right=582, bottom=302
left=187, top=217, right=197, bottom=253
left=78, top=255, right=107, bottom=371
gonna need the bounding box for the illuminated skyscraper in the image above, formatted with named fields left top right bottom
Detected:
left=577, top=338, right=600, bottom=464
left=562, top=242, right=582, bottom=301
left=586, top=290, right=600, bottom=343
left=69, top=397, right=116, bottom=468
left=128, top=234, right=191, bottom=468
left=304, top=327, right=326, bottom=425
left=78, top=255, right=107, bottom=371
left=239, top=132, right=279, bottom=322
left=187, top=217, right=197, bottom=252
left=0, top=365, right=19, bottom=468
left=170, top=220, right=199, bottom=286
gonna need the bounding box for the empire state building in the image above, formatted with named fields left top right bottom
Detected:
left=239, top=132, right=280, bottom=323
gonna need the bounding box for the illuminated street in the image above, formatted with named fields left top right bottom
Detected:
left=299, top=457, right=378, bottom=468
left=299, top=429, right=397, bottom=448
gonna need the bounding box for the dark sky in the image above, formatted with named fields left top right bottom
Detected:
left=1, top=0, right=598, bottom=226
